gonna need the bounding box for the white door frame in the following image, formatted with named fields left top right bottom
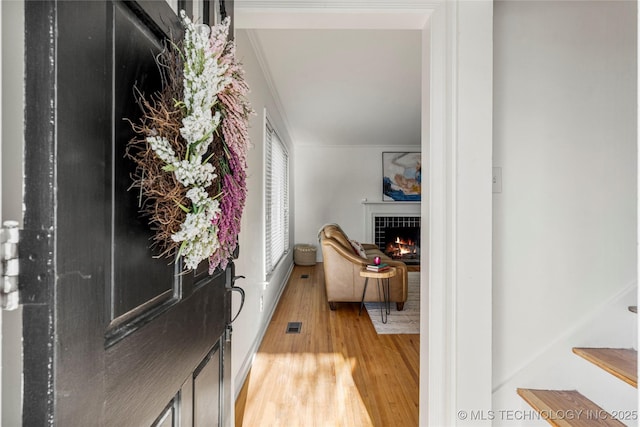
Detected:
left=1, top=1, right=26, bottom=424
left=233, top=1, right=494, bottom=424
left=426, top=2, right=493, bottom=425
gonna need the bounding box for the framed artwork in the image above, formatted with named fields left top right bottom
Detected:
left=382, top=152, right=421, bottom=201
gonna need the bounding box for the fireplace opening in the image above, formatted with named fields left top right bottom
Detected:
left=374, top=215, right=421, bottom=265
left=383, top=226, right=420, bottom=264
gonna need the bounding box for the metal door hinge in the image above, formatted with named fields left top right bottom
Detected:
left=1, top=221, right=20, bottom=310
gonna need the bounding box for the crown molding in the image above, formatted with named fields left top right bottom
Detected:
left=234, top=0, right=436, bottom=30
left=235, top=0, right=441, bottom=9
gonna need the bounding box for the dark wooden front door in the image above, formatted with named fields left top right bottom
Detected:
left=21, top=1, right=234, bottom=425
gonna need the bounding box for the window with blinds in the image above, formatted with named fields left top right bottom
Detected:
left=265, top=121, right=289, bottom=277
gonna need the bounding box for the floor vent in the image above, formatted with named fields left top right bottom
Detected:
left=286, top=322, right=302, bottom=334
left=301, top=274, right=310, bottom=279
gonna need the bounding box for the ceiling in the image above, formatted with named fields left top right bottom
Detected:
left=237, top=27, right=423, bottom=147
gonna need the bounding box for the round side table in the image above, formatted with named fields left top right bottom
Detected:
left=359, top=267, right=396, bottom=324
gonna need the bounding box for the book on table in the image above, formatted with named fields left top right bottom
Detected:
left=366, top=263, right=389, bottom=272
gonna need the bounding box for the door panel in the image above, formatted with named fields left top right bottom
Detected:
left=109, top=0, right=179, bottom=336
left=112, top=1, right=176, bottom=323
left=22, top=1, right=234, bottom=425
left=194, top=342, right=222, bottom=427
left=105, top=271, right=227, bottom=426
left=180, top=375, right=195, bottom=427
left=153, top=404, right=177, bottom=427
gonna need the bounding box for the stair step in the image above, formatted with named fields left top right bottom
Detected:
left=573, top=348, right=637, bottom=388
left=517, top=389, right=625, bottom=426
left=629, top=306, right=637, bottom=314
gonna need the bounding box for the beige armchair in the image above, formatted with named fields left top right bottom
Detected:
left=318, top=224, right=408, bottom=311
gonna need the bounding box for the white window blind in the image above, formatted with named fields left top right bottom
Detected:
left=265, top=121, right=289, bottom=277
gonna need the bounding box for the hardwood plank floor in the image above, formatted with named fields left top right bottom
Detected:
left=235, top=263, right=420, bottom=427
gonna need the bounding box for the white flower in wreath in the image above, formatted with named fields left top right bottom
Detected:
left=172, top=158, right=216, bottom=188
left=171, top=197, right=221, bottom=270
left=147, top=136, right=177, bottom=165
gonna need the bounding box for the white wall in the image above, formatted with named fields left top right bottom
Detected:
left=231, top=29, right=295, bottom=397
left=493, top=0, right=637, bottom=419
left=1, top=1, right=24, bottom=425
left=294, top=144, right=419, bottom=250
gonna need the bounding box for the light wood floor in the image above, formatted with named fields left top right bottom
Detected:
left=234, top=263, right=420, bottom=427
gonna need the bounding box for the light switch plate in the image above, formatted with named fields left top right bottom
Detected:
left=493, top=167, right=502, bottom=193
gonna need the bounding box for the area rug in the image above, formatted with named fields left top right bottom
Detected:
left=364, top=271, right=420, bottom=334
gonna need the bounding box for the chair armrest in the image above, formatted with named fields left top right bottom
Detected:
left=360, top=243, right=379, bottom=250
left=321, top=239, right=368, bottom=265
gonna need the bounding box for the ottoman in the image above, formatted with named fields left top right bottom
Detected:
left=294, top=244, right=317, bottom=266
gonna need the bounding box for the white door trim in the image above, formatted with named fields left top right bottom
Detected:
left=427, top=2, right=494, bottom=425
left=2, top=0, right=28, bottom=424
left=423, top=3, right=456, bottom=424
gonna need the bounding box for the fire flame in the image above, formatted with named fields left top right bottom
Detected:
left=387, top=237, right=418, bottom=256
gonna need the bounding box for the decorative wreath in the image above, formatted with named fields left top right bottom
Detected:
left=127, top=11, right=253, bottom=273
